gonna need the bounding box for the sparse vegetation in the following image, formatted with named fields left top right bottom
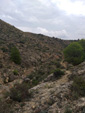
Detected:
left=39, top=110, right=48, bottom=113
left=0, top=100, right=12, bottom=113
left=1, top=19, right=85, bottom=113
left=71, top=76, right=85, bottom=99
left=13, top=69, right=18, bottom=75
left=64, top=107, right=72, bottom=113
left=9, top=83, right=31, bottom=102
left=52, top=61, right=61, bottom=68
left=1, top=47, right=8, bottom=52
left=28, top=60, right=62, bottom=86
left=53, top=68, right=64, bottom=78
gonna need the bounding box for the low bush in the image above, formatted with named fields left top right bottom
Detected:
left=1, top=47, right=8, bottom=52
left=53, top=68, right=64, bottom=78
left=55, top=61, right=61, bottom=68
left=13, top=69, right=18, bottom=75
left=9, top=83, right=31, bottom=102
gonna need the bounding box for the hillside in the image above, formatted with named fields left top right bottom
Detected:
left=0, top=19, right=71, bottom=84
left=1, top=20, right=85, bottom=113
left=0, top=60, right=85, bottom=113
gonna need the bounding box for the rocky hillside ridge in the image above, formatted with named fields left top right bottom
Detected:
left=0, top=19, right=72, bottom=84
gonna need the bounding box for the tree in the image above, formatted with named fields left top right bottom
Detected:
left=63, top=42, right=84, bottom=65
left=79, top=39, right=85, bottom=50
left=11, top=46, right=21, bottom=64
left=79, top=39, right=85, bottom=59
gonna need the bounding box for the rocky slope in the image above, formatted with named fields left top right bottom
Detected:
left=0, top=20, right=84, bottom=113
left=0, top=62, right=84, bottom=112
left=15, top=62, right=85, bottom=113
left=0, top=61, right=85, bottom=113
left=0, top=19, right=72, bottom=84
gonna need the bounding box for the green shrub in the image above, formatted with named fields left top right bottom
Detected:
left=79, top=39, right=85, bottom=51
left=55, top=61, right=61, bottom=68
left=9, top=83, right=31, bottom=102
left=13, top=69, right=18, bottom=75
left=63, top=42, right=84, bottom=65
left=71, top=76, right=85, bottom=99
left=10, top=46, right=21, bottom=64
left=53, top=68, right=64, bottom=78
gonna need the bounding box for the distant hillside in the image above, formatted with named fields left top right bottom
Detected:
left=0, top=19, right=72, bottom=84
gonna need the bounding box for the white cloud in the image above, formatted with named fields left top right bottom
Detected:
left=51, top=0, right=85, bottom=15
left=0, top=0, right=85, bottom=39
left=18, top=26, right=69, bottom=39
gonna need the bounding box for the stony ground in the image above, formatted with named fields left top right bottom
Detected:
left=15, top=68, right=84, bottom=113
left=17, top=70, right=72, bottom=113
left=0, top=62, right=85, bottom=113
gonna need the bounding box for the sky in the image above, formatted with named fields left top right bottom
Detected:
left=0, top=0, right=85, bottom=39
